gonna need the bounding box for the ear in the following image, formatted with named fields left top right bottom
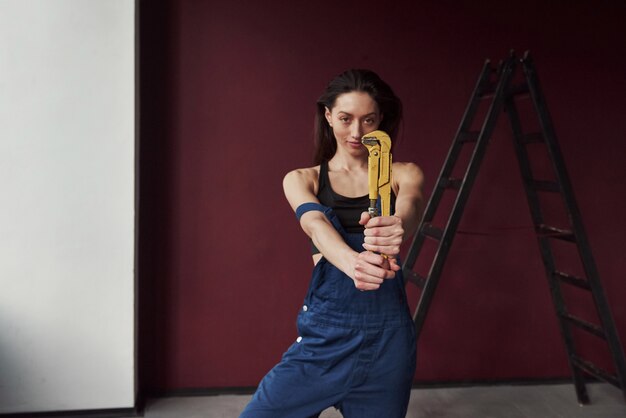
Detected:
left=324, top=107, right=332, bottom=125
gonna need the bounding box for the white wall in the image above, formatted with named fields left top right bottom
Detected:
left=0, top=0, right=135, bottom=413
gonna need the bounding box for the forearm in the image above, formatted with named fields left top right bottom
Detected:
left=392, top=161, right=425, bottom=242
left=302, top=214, right=358, bottom=276
left=393, top=195, right=424, bottom=242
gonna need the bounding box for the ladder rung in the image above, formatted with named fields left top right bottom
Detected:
left=529, top=179, right=560, bottom=193
left=406, top=271, right=427, bottom=289
left=561, top=313, right=606, bottom=339
left=536, top=225, right=576, bottom=242
left=421, top=223, right=443, bottom=241
left=571, top=355, right=620, bottom=387
left=521, top=132, right=544, bottom=144
left=439, top=177, right=463, bottom=190
left=553, top=271, right=591, bottom=290
left=458, top=131, right=480, bottom=143
left=507, top=82, right=529, bottom=97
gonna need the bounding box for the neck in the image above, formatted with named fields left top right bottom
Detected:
left=328, top=151, right=368, bottom=172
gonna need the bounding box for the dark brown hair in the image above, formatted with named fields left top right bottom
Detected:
left=314, top=69, right=403, bottom=164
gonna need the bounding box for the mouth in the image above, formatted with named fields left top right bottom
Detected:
left=347, top=141, right=363, bottom=148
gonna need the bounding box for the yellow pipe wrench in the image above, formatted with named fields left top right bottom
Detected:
left=361, top=130, right=392, bottom=218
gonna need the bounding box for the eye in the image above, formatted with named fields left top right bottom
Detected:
left=364, top=118, right=375, bottom=124
left=339, top=116, right=350, bottom=123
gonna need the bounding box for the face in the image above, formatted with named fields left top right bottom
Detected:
left=325, top=91, right=382, bottom=157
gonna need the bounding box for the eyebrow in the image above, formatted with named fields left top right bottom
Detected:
left=336, top=111, right=378, bottom=117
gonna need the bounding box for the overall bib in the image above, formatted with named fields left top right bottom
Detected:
left=240, top=203, right=416, bottom=418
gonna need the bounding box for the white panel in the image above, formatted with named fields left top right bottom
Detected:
left=0, top=0, right=135, bottom=413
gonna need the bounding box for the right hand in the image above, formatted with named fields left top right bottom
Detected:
left=350, top=251, right=398, bottom=291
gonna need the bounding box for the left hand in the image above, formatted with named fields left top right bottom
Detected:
left=359, top=212, right=404, bottom=267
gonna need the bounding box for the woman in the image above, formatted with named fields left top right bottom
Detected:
left=240, top=69, right=424, bottom=418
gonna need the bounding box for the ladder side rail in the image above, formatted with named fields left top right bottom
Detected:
left=504, top=95, right=590, bottom=404
left=403, top=61, right=496, bottom=273
left=413, top=57, right=517, bottom=336
left=522, top=55, right=626, bottom=394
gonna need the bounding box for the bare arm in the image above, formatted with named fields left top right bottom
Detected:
left=283, top=168, right=396, bottom=291
left=392, top=162, right=425, bottom=240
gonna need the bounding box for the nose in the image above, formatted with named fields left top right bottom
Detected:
left=350, top=121, right=363, bottom=139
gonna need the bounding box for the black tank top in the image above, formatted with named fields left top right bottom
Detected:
left=317, top=160, right=369, bottom=233
left=312, top=160, right=396, bottom=254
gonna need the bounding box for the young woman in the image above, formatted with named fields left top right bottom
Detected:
left=240, top=69, right=424, bottom=418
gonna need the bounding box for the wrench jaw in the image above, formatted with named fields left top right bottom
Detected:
left=361, top=130, right=393, bottom=218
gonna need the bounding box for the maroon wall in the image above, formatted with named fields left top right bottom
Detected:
left=139, top=0, right=626, bottom=392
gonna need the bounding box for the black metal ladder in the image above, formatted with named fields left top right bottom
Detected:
left=402, top=51, right=626, bottom=404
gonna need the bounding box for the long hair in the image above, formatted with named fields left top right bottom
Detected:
left=313, top=69, right=403, bottom=164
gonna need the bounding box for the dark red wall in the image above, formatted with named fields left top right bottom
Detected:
left=139, top=0, right=626, bottom=392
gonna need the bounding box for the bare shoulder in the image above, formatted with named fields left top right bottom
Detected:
left=283, top=166, right=319, bottom=189
left=393, top=161, right=424, bottom=188
left=282, top=165, right=321, bottom=210
left=393, top=161, right=423, bottom=176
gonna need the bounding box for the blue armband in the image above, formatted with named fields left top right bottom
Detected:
left=295, top=202, right=328, bottom=221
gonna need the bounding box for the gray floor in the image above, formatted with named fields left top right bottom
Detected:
left=142, top=383, right=626, bottom=417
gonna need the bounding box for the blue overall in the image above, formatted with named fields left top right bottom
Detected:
left=240, top=203, right=416, bottom=418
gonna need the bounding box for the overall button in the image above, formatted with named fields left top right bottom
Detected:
left=296, top=336, right=302, bottom=343
left=302, top=305, right=308, bottom=312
